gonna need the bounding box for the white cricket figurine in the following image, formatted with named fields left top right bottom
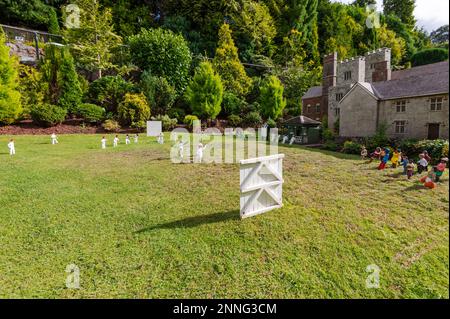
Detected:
left=289, top=136, right=295, bottom=145
left=51, top=133, right=58, bottom=145
left=7, top=139, right=15, bottom=156
left=113, top=135, right=119, bottom=147
left=134, top=133, right=139, bottom=143
left=125, top=134, right=131, bottom=145
left=158, top=132, right=164, bottom=144
left=178, top=139, right=187, bottom=160
left=196, top=142, right=207, bottom=163
left=101, top=136, right=107, bottom=149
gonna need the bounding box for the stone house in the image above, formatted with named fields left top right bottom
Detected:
left=302, top=48, right=449, bottom=140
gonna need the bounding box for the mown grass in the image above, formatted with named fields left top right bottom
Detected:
left=0, top=134, right=448, bottom=299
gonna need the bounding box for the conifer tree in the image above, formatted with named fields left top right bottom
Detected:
left=383, top=0, right=416, bottom=28
left=0, top=28, right=22, bottom=124
left=213, top=23, right=252, bottom=97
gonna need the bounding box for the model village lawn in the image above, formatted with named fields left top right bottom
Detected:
left=0, top=134, right=448, bottom=298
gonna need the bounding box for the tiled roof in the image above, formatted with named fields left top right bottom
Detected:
left=373, top=61, right=449, bottom=100
left=283, top=116, right=322, bottom=126
left=302, top=86, right=323, bottom=99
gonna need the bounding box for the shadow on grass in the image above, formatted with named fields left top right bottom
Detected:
left=404, top=184, right=425, bottom=191
left=135, top=209, right=240, bottom=233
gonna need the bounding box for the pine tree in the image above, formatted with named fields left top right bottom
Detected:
left=0, top=28, right=22, bottom=124
left=259, top=75, right=286, bottom=121
left=383, top=0, right=416, bottom=28
left=213, top=23, right=252, bottom=97
left=185, top=61, right=223, bottom=120
left=58, top=48, right=83, bottom=113
left=63, top=0, right=122, bottom=78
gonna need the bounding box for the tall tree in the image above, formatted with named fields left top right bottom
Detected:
left=213, top=23, right=252, bottom=97
left=383, top=0, right=416, bottom=28
left=0, top=27, right=22, bottom=124
left=430, top=25, right=449, bottom=44
left=352, top=0, right=376, bottom=7
left=63, top=0, right=122, bottom=79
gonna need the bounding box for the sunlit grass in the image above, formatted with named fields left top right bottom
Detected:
left=0, top=134, right=448, bottom=298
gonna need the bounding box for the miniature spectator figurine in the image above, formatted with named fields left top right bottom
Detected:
left=113, top=135, right=119, bottom=147
left=7, top=139, right=15, bottom=156
left=378, top=147, right=390, bottom=170
left=51, top=133, right=58, bottom=145
left=361, top=146, right=368, bottom=160
left=406, top=159, right=415, bottom=179
left=101, top=136, right=107, bottom=149
left=134, top=134, right=139, bottom=143
left=178, top=140, right=187, bottom=160
left=420, top=167, right=438, bottom=189
left=125, top=134, right=131, bottom=145
left=369, top=147, right=381, bottom=163
left=417, top=154, right=428, bottom=174
left=435, top=157, right=448, bottom=183
left=400, top=155, right=409, bottom=175
left=391, top=149, right=401, bottom=168
left=196, top=142, right=207, bottom=163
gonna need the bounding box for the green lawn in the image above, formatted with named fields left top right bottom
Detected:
left=0, top=134, right=448, bottom=298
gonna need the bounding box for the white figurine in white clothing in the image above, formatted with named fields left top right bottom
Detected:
left=178, top=140, right=187, bottom=160
left=134, top=134, right=139, bottom=143
left=7, top=139, right=15, bottom=155
left=125, top=134, right=131, bottom=145
left=51, top=133, right=58, bottom=145
left=158, top=132, right=164, bottom=144
left=101, top=136, right=107, bottom=149
left=113, top=135, right=119, bottom=147
left=196, top=142, right=207, bottom=163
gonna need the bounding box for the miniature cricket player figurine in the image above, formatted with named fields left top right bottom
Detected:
left=7, top=139, right=15, bottom=155
left=51, top=133, right=58, bottom=145
left=134, top=134, right=139, bottom=143
left=196, top=142, right=207, bottom=163
left=158, top=132, right=164, bottom=144
left=178, top=139, right=187, bottom=160
left=125, top=134, right=131, bottom=145
left=101, top=136, right=107, bottom=149
left=113, top=135, right=119, bottom=147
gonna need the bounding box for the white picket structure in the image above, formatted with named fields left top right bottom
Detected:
left=239, top=154, right=284, bottom=219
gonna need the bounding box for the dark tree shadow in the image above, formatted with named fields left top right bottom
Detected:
left=135, top=209, right=240, bottom=233
left=404, top=184, right=425, bottom=191
left=386, top=172, right=406, bottom=179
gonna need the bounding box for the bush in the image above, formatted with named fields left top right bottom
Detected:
left=222, top=92, right=245, bottom=116
left=266, top=117, right=277, bottom=128
left=87, top=75, right=136, bottom=113
left=364, top=123, right=389, bottom=151
left=30, top=104, right=67, bottom=127
left=140, top=71, right=177, bottom=115
left=322, top=141, right=341, bottom=152
left=243, top=111, right=262, bottom=127
left=411, top=48, right=449, bottom=67
left=151, top=114, right=178, bottom=131
left=183, top=115, right=199, bottom=129
left=342, top=141, right=363, bottom=155
left=227, top=114, right=242, bottom=127
left=167, top=107, right=186, bottom=123
left=185, top=61, right=223, bottom=120
left=77, top=103, right=105, bottom=123
left=128, top=28, right=192, bottom=92
left=117, top=93, right=151, bottom=128
left=259, top=75, right=286, bottom=120
left=322, top=128, right=335, bottom=142
left=102, top=119, right=121, bottom=132
left=398, top=139, right=449, bottom=163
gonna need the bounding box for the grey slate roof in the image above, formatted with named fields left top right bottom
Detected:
left=302, top=86, right=323, bottom=99
left=372, top=61, right=449, bottom=100
left=283, top=116, right=322, bottom=126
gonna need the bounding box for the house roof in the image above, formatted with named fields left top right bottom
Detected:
left=283, top=116, right=322, bottom=126
left=302, top=86, right=323, bottom=99
left=372, top=61, right=449, bottom=100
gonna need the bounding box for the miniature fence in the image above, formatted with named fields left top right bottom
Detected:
left=239, top=154, right=285, bottom=219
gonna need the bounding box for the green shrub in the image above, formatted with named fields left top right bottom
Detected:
left=77, top=103, right=105, bottom=123
left=398, top=139, right=449, bottom=163
left=128, top=28, right=192, bottom=92
left=266, top=117, right=277, bottom=128
left=167, top=108, right=186, bottom=123
left=140, top=71, right=177, bottom=115
left=102, top=119, right=121, bottom=132
left=227, top=114, right=242, bottom=127
left=87, top=75, right=136, bottom=113
left=364, top=123, right=389, bottom=150
left=342, top=141, right=363, bottom=154
left=222, top=92, right=245, bottom=116
left=411, top=48, right=449, bottom=67
left=151, top=114, right=178, bottom=131
left=322, top=128, right=335, bottom=142
left=183, top=115, right=199, bottom=129
left=323, top=141, right=341, bottom=152
left=243, top=111, right=262, bottom=127
left=117, top=93, right=151, bottom=128
left=30, top=104, right=67, bottom=127
left=259, top=75, right=286, bottom=120
left=185, top=61, right=223, bottom=120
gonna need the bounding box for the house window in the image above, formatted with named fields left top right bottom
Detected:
left=315, top=104, right=321, bottom=113
left=336, top=93, right=344, bottom=102
left=394, top=121, right=406, bottom=134
left=395, top=100, right=406, bottom=113
left=306, top=104, right=311, bottom=113
left=344, top=71, right=352, bottom=80
left=334, top=108, right=340, bottom=117
left=431, top=97, right=443, bottom=111
left=370, top=63, right=376, bottom=69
